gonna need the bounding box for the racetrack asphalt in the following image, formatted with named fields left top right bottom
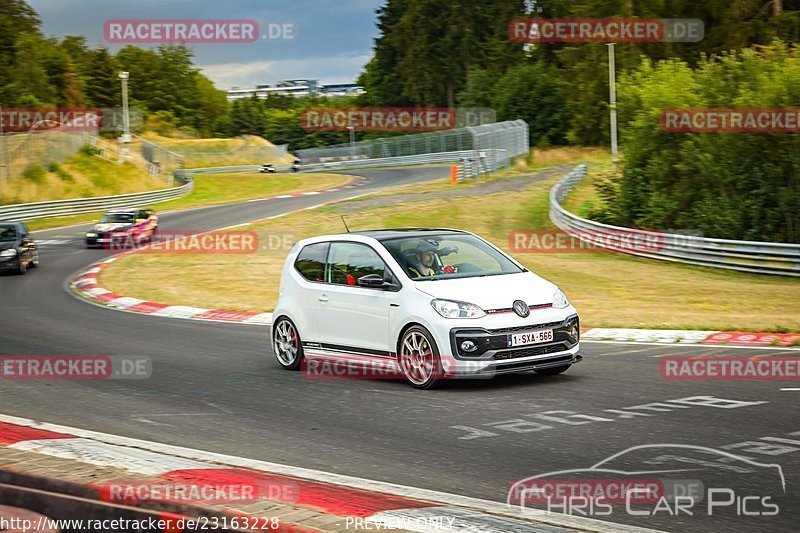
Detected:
left=0, top=165, right=797, bottom=532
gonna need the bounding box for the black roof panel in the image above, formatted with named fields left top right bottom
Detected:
left=351, top=228, right=468, bottom=241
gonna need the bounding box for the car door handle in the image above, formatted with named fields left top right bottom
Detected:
left=318, top=295, right=329, bottom=302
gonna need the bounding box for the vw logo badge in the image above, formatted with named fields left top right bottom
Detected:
left=513, top=300, right=530, bottom=318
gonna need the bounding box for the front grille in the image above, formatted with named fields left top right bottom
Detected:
left=491, top=355, right=574, bottom=373
left=485, top=303, right=553, bottom=315
left=493, top=343, right=567, bottom=360
left=488, top=321, right=565, bottom=334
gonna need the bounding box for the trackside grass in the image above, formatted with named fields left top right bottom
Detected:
left=0, top=151, right=163, bottom=207
left=25, top=172, right=353, bottom=231
left=141, top=134, right=295, bottom=168
left=101, top=152, right=800, bottom=332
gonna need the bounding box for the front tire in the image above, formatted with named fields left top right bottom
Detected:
left=17, top=258, right=26, bottom=275
left=30, top=251, right=39, bottom=268
left=272, top=317, right=303, bottom=370
left=398, top=326, right=442, bottom=389
left=535, top=364, right=571, bottom=376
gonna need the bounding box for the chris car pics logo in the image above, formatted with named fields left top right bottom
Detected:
left=508, top=444, right=785, bottom=519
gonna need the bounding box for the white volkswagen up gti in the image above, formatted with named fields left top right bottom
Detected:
left=272, top=229, right=581, bottom=389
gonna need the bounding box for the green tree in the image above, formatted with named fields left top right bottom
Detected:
left=492, top=62, right=570, bottom=146
left=61, top=59, right=86, bottom=107
left=361, top=0, right=525, bottom=107
left=615, top=43, right=800, bottom=242
left=457, top=68, right=497, bottom=108
left=9, top=33, right=56, bottom=106
left=85, top=47, right=119, bottom=108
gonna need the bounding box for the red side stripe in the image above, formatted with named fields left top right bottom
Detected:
left=164, top=468, right=433, bottom=517
left=0, top=421, right=74, bottom=445
left=94, top=293, right=122, bottom=302
left=127, top=301, right=169, bottom=313
left=193, top=310, right=261, bottom=322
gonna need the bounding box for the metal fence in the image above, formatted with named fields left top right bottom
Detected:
left=134, top=134, right=186, bottom=185
left=161, top=137, right=291, bottom=168
left=301, top=149, right=507, bottom=173
left=0, top=128, right=98, bottom=189
left=0, top=171, right=194, bottom=222
left=296, top=120, right=529, bottom=170
left=551, top=165, right=800, bottom=277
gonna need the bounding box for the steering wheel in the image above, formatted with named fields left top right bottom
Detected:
left=453, top=262, right=482, bottom=273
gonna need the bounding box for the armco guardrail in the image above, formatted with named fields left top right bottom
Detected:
left=301, top=150, right=507, bottom=172
left=0, top=150, right=506, bottom=223
left=0, top=174, right=194, bottom=222
left=550, top=165, right=800, bottom=277
left=183, top=165, right=257, bottom=174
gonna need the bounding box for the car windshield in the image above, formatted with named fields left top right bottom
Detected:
left=0, top=225, right=18, bottom=242
left=99, top=213, right=136, bottom=223
left=381, top=233, right=524, bottom=280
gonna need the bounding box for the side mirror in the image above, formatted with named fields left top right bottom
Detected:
left=357, top=274, right=384, bottom=288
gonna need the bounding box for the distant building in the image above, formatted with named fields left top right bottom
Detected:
left=320, top=83, right=365, bottom=97
left=226, top=80, right=364, bottom=101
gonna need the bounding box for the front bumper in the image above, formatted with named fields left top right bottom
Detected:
left=86, top=232, right=109, bottom=246
left=0, top=256, right=20, bottom=270
left=86, top=233, right=132, bottom=247
left=441, top=314, right=581, bottom=377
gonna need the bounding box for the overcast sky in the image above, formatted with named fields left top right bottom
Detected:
left=28, top=0, right=384, bottom=89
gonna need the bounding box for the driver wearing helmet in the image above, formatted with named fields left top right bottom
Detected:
left=407, top=241, right=442, bottom=278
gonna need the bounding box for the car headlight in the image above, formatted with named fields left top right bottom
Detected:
left=431, top=299, right=486, bottom=319
left=552, top=287, right=570, bottom=309
left=0, top=249, right=18, bottom=257
left=86, top=232, right=97, bottom=238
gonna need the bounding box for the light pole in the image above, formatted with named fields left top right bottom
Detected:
left=347, top=126, right=355, bottom=158
left=118, top=71, right=131, bottom=164
left=607, top=43, right=619, bottom=173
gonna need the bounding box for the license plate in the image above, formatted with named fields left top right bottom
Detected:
left=507, top=329, right=554, bottom=347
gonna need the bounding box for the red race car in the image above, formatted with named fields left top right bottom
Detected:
left=85, top=208, right=158, bottom=248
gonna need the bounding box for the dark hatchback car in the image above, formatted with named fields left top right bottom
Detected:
left=0, top=222, right=39, bottom=275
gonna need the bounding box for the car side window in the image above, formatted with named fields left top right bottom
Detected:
left=294, top=242, right=329, bottom=282
left=326, top=242, right=386, bottom=287
left=0, top=226, right=16, bottom=241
